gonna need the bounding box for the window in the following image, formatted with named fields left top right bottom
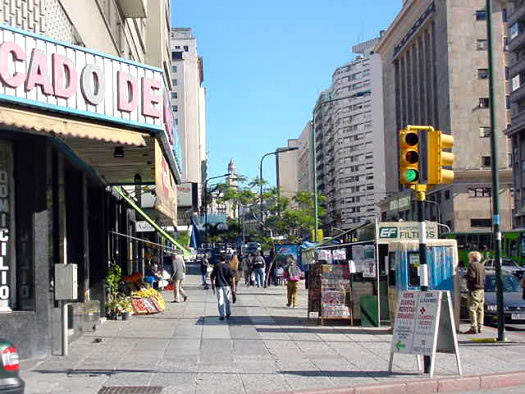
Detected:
left=171, top=65, right=177, bottom=72
left=505, top=66, right=509, bottom=80
left=471, top=218, right=492, bottom=228
left=172, top=79, right=177, bottom=86
left=477, top=39, right=488, bottom=50
left=445, top=190, right=451, bottom=200
left=171, top=92, right=177, bottom=99
left=480, top=127, right=491, bottom=138
left=478, top=68, right=489, bottom=79
left=183, top=45, right=189, bottom=52
left=503, top=8, right=508, bottom=23
left=512, top=75, right=521, bottom=92
left=172, top=51, right=183, bottom=60
left=504, top=37, right=509, bottom=51
left=174, top=118, right=179, bottom=125
left=469, top=187, right=491, bottom=197
left=475, top=10, right=486, bottom=20
left=482, top=156, right=491, bottom=167
left=506, top=95, right=511, bottom=110
left=172, top=105, right=178, bottom=112
left=479, top=97, right=490, bottom=108
left=510, top=23, right=519, bottom=40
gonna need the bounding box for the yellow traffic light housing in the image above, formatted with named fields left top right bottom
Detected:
left=428, top=130, right=454, bottom=185
left=399, top=129, right=420, bottom=185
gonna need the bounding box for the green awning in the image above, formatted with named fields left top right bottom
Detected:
left=113, top=186, right=191, bottom=259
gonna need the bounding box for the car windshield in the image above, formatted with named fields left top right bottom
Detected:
left=502, top=260, right=517, bottom=267
left=485, top=275, right=521, bottom=292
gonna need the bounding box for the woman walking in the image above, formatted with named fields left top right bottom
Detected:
left=284, top=257, right=302, bottom=308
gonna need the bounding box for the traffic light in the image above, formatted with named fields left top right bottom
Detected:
left=399, top=128, right=420, bottom=185
left=427, top=130, right=454, bottom=184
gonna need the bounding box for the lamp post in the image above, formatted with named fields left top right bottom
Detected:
left=259, top=147, right=299, bottom=225
left=311, top=90, right=371, bottom=242
left=204, top=173, right=230, bottom=246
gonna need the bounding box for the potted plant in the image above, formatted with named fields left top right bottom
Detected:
left=105, top=263, right=122, bottom=319
left=118, top=296, right=133, bottom=320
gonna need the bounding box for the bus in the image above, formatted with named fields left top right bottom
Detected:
left=442, top=230, right=525, bottom=267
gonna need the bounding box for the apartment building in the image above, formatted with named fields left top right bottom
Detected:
left=376, top=0, right=513, bottom=231
left=297, top=121, right=313, bottom=193
left=506, top=0, right=525, bottom=227
left=312, top=37, right=386, bottom=232
left=170, top=28, right=207, bottom=209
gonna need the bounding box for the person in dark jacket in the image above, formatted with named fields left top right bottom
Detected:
left=464, top=251, right=486, bottom=334
left=210, top=255, right=236, bottom=320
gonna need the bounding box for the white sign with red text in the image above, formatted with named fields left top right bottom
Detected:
left=0, top=24, right=165, bottom=131
left=389, top=290, right=461, bottom=377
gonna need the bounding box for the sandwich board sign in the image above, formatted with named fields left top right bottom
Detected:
left=388, top=290, right=462, bottom=377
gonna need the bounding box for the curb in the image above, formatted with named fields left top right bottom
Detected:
left=273, top=370, right=525, bottom=394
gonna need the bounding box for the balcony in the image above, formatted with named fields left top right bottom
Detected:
left=509, top=30, right=525, bottom=53
left=510, top=56, right=525, bottom=79
left=511, top=82, right=525, bottom=104
left=509, top=2, right=525, bottom=27
left=116, top=0, right=147, bottom=18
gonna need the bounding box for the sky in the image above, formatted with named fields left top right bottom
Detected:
left=171, top=1, right=402, bottom=185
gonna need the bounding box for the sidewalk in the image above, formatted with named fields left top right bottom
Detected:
left=21, top=265, right=525, bottom=393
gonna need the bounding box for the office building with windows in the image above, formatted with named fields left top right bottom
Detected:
left=376, top=0, right=513, bottom=231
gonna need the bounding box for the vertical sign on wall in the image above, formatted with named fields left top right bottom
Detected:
left=0, top=143, right=11, bottom=312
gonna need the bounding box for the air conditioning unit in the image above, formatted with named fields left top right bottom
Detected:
left=117, top=0, right=147, bottom=18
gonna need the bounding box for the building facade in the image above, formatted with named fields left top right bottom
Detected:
left=312, top=37, right=386, bottom=233
left=297, top=121, right=313, bottom=193
left=277, top=139, right=300, bottom=201
left=506, top=0, right=525, bottom=227
left=376, top=0, right=513, bottom=231
left=0, top=0, right=185, bottom=359
left=170, top=28, right=207, bottom=208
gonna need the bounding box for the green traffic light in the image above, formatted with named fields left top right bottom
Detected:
left=405, top=169, right=419, bottom=182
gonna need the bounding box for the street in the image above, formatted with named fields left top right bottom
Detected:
left=19, top=265, right=525, bottom=394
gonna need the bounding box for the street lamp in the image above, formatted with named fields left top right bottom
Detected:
left=311, top=90, right=371, bottom=242
left=259, top=147, right=299, bottom=225
left=204, top=173, right=230, bottom=246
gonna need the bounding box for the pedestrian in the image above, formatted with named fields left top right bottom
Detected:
left=463, top=251, right=486, bottom=334
left=210, top=254, right=236, bottom=320
left=171, top=253, right=188, bottom=303
left=240, top=254, right=250, bottom=285
left=200, top=253, right=210, bottom=288
left=229, top=252, right=240, bottom=287
left=252, top=251, right=266, bottom=288
left=266, top=249, right=276, bottom=287
left=284, top=256, right=302, bottom=308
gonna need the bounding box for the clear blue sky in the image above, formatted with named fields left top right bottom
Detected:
left=171, top=1, right=401, bottom=184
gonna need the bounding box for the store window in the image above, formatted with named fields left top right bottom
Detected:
left=471, top=218, right=492, bottom=228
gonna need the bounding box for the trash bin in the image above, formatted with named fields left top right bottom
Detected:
left=360, top=295, right=378, bottom=327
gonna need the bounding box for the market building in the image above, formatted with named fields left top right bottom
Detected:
left=0, top=21, right=184, bottom=359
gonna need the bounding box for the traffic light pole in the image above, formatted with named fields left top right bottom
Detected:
left=415, top=186, right=431, bottom=372
left=486, top=0, right=505, bottom=342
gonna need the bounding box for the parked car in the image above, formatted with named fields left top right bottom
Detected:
left=243, top=242, right=261, bottom=255
left=460, top=273, right=525, bottom=324
left=0, top=340, right=24, bottom=393
left=483, top=258, right=525, bottom=279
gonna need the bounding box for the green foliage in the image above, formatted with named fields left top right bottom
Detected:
left=105, top=263, right=122, bottom=298
left=174, top=231, right=190, bottom=247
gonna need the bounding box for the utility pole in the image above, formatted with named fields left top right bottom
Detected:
left=486, top=0, right=505, bottom=341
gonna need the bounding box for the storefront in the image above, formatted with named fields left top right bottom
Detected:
left=0, top=23, right=182, bottom=358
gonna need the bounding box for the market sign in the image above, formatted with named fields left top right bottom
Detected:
left=388, top=290, right=461, bottom=377
left=378, top=222, right=438, bottom=241
left=136, top=221, right=155, bottom=232
left=0, top=23, right=165, bottom=132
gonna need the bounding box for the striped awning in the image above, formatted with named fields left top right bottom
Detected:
left=0, top=105, right=147, bottom=147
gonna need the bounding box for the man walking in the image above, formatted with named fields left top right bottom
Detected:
left=252, top=251, right=266, bottom=288
left=464, top=251, right=486, bottom=334
left=171, top=253, right=188, bottom=303
left=211, top=255, right=236, bottom=320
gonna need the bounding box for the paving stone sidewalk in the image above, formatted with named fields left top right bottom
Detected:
left=20, top=265, right=525, bottom=393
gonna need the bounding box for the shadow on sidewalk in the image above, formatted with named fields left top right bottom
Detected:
left=195, top=315, right=308, bottom=326
left=280, top=370, right=418, bottom=378
left=257, top=327, right=392, bottom=335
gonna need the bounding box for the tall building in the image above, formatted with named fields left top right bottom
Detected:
left=170, top=28, right=207, bottom=207
left=297, top=122, right=313, bottom=193
left=312, top=37, right=386, bottom=232
left=0, top=0, right=184, bottom=358
left=376, top=0, right=513, bottom=231
left=277, top=140, right=300, bottom=201
left=506, top=1, right=525, bottom=227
